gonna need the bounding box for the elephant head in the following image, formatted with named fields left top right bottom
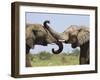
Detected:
left=26, top=21, right=63, bottom=54
left=60, top=25, right=89, bottom=48
left=26, top=21, right=64, bottom=67
left=60, top=25, right=90, bottom=64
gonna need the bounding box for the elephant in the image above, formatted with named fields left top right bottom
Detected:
left=26, top=21, right=63, bottom=67
left=43, top=21, right=90, bottom=64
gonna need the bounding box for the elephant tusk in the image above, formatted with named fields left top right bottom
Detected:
left=58, top=40, right=66, bottom=42
left=51, top=43, right=56, bottom=45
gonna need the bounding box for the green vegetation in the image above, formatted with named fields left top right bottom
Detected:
left=28, top=49, right=80, bottom=67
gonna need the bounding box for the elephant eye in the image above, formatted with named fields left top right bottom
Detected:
left=71, top=35, right=77, bottom=43
left=32, top=30, right=38, bottom=35
left=68, top=35, right=77, bottom=43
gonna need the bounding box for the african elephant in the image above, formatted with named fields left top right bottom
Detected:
left=43, top=21, right=90, bottom=64
left=26, top=21, right=63, bottom=67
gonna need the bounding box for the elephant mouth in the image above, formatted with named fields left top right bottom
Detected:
left=36, top=40, right=48, bottom=46
left=58, top=39, right=66, bottom=43
left=72, top=43, right=77, bottom=48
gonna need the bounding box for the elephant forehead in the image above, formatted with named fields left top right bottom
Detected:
left=31, top=24, right=44, bottom=30
left=63, top=29, right=78, bottom=36
left=26, top=24, right=47, bottom=32
left=61, top=32, right=69, bottom=40
left=65, top=25, right=79, bottom=34
left=67, top=25, right=79, bottom=31
left=71, top=31, right=79, bottom=35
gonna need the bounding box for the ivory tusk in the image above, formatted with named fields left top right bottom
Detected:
left=51, top=43, right=56, bottom=45
left=58, top=40, right=65, bottom=42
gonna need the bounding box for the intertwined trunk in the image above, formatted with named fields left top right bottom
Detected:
left=43, top=20, right=64, bottom=54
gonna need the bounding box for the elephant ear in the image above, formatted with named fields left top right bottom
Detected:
left=26, top=29, right=35, bottom=48
left=77, top=27, right=89, bottom=46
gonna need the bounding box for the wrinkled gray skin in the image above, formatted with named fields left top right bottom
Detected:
left=44, top=22, right=90, bottom=64
left=26, top=21, right=63, bottom=67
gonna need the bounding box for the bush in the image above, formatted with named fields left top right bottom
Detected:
left=71, top=49, right=80, bottom=56
left=39, top=51, right=51, bottom=60
left=61, top=55, right=67, bottom=63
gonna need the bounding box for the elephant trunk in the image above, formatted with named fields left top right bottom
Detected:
left=43, top=20, right=63, bottom=40
left=43, top=20, right=64, bottom=54
left=52, top=41, right=63, bottom=54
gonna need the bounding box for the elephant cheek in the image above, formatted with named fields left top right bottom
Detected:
left=70, top=36, right=77, bottom=43
left=46, top=35, right=56, bottom=44
left=71, top=36, right=78, bottom=48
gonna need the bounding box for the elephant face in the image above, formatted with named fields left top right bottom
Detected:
left=26, top=24, right=55, bottom=47
left=61, top=25, right=89, bottom=48
left=26, top=22, right=63, bottom=54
